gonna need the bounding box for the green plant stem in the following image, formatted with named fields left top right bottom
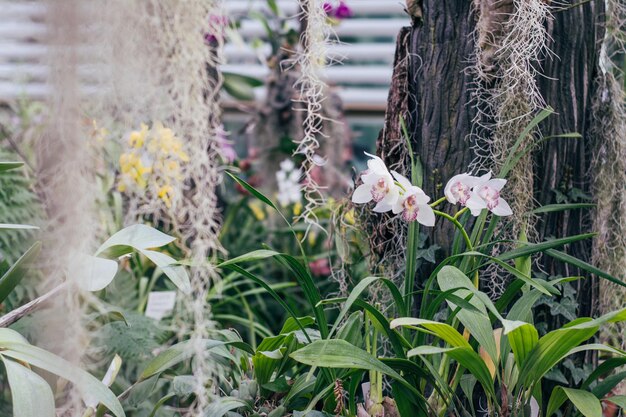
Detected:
left=430, top=196, right=447, bottom=208
left=404, top=220, right=419, bottom=316
left=433, top=210, right=473, bottom=252
left=453, top=207, right=468, bottom=220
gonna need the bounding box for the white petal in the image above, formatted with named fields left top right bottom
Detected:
left=364, top=152, right=388, bottom=174
left=373, top=200, right=394, bottom=213
left=466, top=193, right=487, bottom=216
left=280, top=159, right=295, bottom=172
left=410, top=187, right=430, bottom=204
left=390, top=170, right=412, bottom=190
left=491, top=198, right=513, bottom=216
left=486, top=178, right=507, bottom=192
left=416, top=205, right=436, bottom=227
left=392, top=196, right=405, bottom=214
left=352, top=184, right=372, bottom=204
left=381, top=184, right=400, bottom=205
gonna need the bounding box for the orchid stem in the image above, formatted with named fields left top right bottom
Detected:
left=453, top=207, right=468, bottom=220
left=429, top=196, right=447, bottom=208
left=433, top=210, right=473, bottom=252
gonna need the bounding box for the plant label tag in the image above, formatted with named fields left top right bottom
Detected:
left=145, top=291, right=177, bottom=320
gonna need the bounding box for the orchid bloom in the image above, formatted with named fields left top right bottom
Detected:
left=351, top=152, right=399, bottom=213
left=468, top=172, right=513, bottom=217
left=390, top=171, right=436, bottom=226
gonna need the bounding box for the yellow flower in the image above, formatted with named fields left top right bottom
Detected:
left=249, top=201, right=266, bottom=221
left=128, top=123, right=148, bottom=148
left=157, top=184, right=173, bottom=207
left=293, top=202, right=303, bottom=216
left=308, top=231, right=317, bottom=246
left=344, top=208, right=356, bottom=225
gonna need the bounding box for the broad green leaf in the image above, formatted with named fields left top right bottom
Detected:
left=519, top=308, right=626, bottom=387
left=546, top=387, right=601, bottom=417
left=147, top=393, right=176, bottom=417
left=140, top=339, right=253, bottom=380
left=390, top=318, right=470, bottom=348
left=2, top=357, right=54, bottom=417
left=204, top=397, right=250, bottom=417
left=502, top=320, right=538, bottom=369
left=407, top=345, right=495, bottom=398
left=290, top=339, right=423, bottom=400
left=139, top=249, right=191, bottom=294
left=71, top=254, right=118, bottom=292
left=0, top=341, right=124, bottom=417
left=0, top=162, right=23, bottom=172
left=437, top=266, right=498, bottom=361
left=95, top=224, right=176, bottom=257
left=280, top=316, right=315, bottom=334
left=0, top=242, right=40, bottom=304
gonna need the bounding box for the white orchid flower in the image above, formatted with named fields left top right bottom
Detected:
left=390, top=171, right=436, bottom=226
left=468, top=172, right=513, bottom=217
left=444, top=173, right=482, bottom=205
left=352, top=152, right=399, bottom=213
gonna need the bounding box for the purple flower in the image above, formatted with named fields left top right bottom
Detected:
left=334, top=1, right=353, bottom=19
left=323, top=2, right=333, bottom=15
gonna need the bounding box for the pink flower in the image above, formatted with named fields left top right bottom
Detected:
left=334, top=1, right=353, bottom=19
left=309, top=258, right=331, bottom=276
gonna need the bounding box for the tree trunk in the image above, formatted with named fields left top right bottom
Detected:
left=377, top=1, right=605, bottom=315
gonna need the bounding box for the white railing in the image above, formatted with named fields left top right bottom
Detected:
left=0, top=0, right=407, bottom=111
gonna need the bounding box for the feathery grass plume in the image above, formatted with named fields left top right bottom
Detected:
left=470, top=0, right=551, bottom=297
left=294, top=0, right=334, bottom=233
left=592, top=0, right=626, bottom=352
left=34, top=1, right=99, bottom=412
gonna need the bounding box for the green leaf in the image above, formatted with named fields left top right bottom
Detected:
left=72, top=254, right=119, bottom=292
left=2, top=356, right=55, bottom=417
left=519, top=308, right=626, bottom=387
left=290, top=339, right=425, bottom=403
left=436, top=266, right=498, bottom=361
left=390, top=318, right=470, bottom=348
left=139, top=249, right=191, bottom=294
left=497, top=233, right=596, bottom=262
left=532, top=203, right=595, bottom=214
left=95, top=224, right=176, bottom=257
left=220, top=249, right=280, bottom=267
left=604, top=396, right=626, bottom=410
left=222, top=72, right=263, bottom=101
left=140, top=339, right=253, bottom=380
left=0, top=339, right=124, bottom=417
left=545, top=249, right=626, bottom=289
left=499, top=107, right=553, bottom=178
left=0, top=162, right=23, bottom=172
left=502, top=320, right=538, bottom=369
left=225, top=172, right=277, bottom=210
left=326, top=276, right=404, bottom=338
left=0, top=242, right=40, bottom=304
left=204, top=397, right=250, bottom=417
left=546, top=387, right=601, bottom=417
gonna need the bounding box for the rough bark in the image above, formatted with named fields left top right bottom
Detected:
left=377, top=1, right=605, bottom=315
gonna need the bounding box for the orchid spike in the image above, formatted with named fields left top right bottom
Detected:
left=390, top=171, right=435, bottom=226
